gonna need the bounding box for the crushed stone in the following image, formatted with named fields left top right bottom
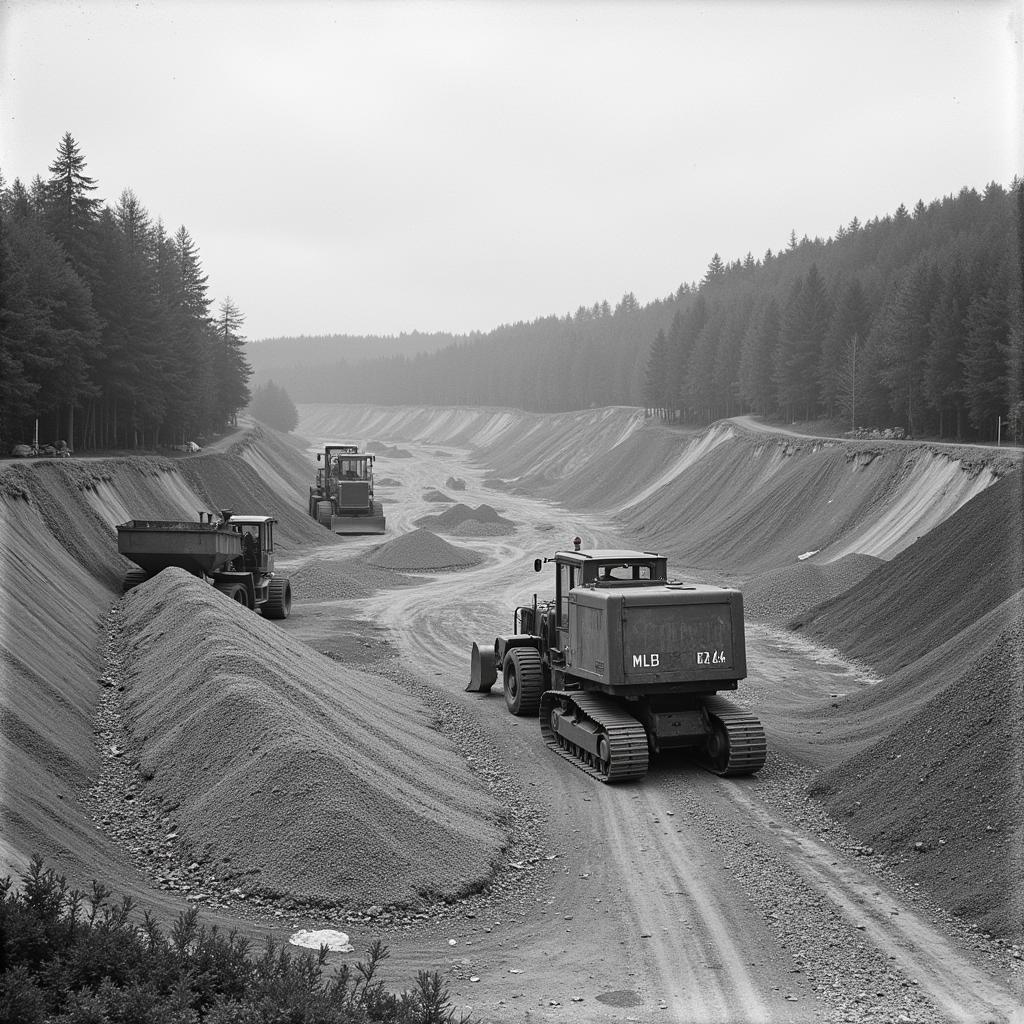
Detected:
left=366, top=528, right=483, bottom=571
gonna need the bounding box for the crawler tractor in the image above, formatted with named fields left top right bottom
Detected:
left=309, top=443, right=386, bottom=534
left=467, top=541, right=766, bottom=783
left=117, top=511, right=292, bottom=618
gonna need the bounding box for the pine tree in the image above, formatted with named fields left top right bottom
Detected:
left=643, top=328, right=669, bottom=417
left=961, top=285, right=1010, bottom=436
left=44, top=132, right=102, bottom=280
left=835, top=333, right=870, bottom=430
left=923, top=262, right=969, bottom=437
left=703, top=253, right=726, bottom=286
left=820, top=278, right=870, bottom=418
left=738, top=297, right=779, bottom=416
left=249, top=380, right=298, bottom=432
left=879, top=259, right=941, bottom=434
left=213, top=298, right=253, bottom=428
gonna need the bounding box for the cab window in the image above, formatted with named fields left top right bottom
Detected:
left=558, top=563, right=577, bottom=623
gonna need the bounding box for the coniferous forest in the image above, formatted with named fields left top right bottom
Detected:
left=251, top=180, right=1023, bottom=444
left=0, top=133, right=251, bottom=453
left=3, top=133, right=1021, bottom=451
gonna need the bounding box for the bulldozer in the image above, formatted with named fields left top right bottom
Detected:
left=467, top=539, right=766, bottom=783
left=308, top=443, right=386, bottom=534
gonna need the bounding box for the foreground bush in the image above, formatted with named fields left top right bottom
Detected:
left=0, top=857, right=472, bottom=1023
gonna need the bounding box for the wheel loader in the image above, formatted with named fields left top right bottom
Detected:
left=467, top=539, right=766, bottom=782
left=117, top=510, right=292, bottom=618
left=308, top=443, right=386, bottom=534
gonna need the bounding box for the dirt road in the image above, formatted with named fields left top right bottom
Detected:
left=278, top=439, right=1022, bottom=1024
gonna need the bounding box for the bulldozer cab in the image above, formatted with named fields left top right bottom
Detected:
left=332, top=454, right=372, bottom=481
left=546, top=549, right=668, bottom=647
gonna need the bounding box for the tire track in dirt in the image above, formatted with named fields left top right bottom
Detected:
left=717, top=781, right=1024, bottom=1024
left=591, top=782, right=774, bottom=1021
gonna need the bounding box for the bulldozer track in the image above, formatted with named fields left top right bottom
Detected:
left=696, top=694, right=767, bottom=776
left=540, top=690, right=649, bottom=783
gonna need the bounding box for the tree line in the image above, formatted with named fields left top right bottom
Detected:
left=0, top=133, right=252, bottom=453
left=257, top=180, right=1022, bottom=443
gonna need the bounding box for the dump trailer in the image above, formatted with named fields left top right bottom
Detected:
left=308, top=443, right=386, bottom=535
left=116, top=511, right=292, bottom=618
left=467, top=540, right=766, bottom=783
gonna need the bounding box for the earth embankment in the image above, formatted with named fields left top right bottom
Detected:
left=299, top=404, right=1014, bottom=572
left=2, top=406, right=1022, bottom=948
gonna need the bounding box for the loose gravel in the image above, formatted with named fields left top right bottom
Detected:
left=367, top=528, right=483, bottom=571
left=415, top=503, right=515, bottom=538
left=91, top=569, right=503, bottom=919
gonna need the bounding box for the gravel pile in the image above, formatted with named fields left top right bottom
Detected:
left=415, top=503, right=514, bottom=537
left=367, top=528, right=483, bottom=571
left=108, top=569, right=502, bottom=912
left=286, top=560, right=418, bottom=602
left=810, top=600, right=1024, bottom=940
left=366, top=441, right=412, bottom=459
left=445, top=477, right=466, bottom=490
left=376, top=477, right=402, bottom=487
left=742, top=553, right=883, bottom=624
left=422, top=489, right=452, bottom=503
left=795, top=469, right=1024, bottom=941
left=449, top=520, right=514, bottom=537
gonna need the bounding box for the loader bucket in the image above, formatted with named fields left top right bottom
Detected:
left=466, top=641, right=497, bottom=693
left=330, top=513, right=386, bottom=535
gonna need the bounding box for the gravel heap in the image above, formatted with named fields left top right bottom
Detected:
left=445, top=476, right=466, bottom=490
left=367, top=529, right=483, bottom=571
left=286, top=559, right=418, bottom=602
left=366, top=441, right=412, bottom=459
left=799, top=469, right=1024, bottom=940
left=449, top=520, right=513, bottom=537
left=421, top=488, right=452, bottom=503
left=112, top=569, right=502, bottom=910
left=415, top=503, right=514, bottom=538
left=742, top=553, right=883, bottom=625
left=810, top=601, right=1023, bottom=939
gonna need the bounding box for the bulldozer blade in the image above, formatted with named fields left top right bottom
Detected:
left=466, top=642, right=497, bottom=693
left=330, top=515, right=386, bottom=535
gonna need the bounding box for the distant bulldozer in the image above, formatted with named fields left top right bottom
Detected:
left=309, top=443, right=386, bottom=535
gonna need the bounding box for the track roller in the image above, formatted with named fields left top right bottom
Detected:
left=696, top=694, right=767, bottom=776
left=540, top=690, right=649, bottom=783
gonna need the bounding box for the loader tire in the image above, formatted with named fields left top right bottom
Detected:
left=215, top=582, right=249, bottom=608
left=122, top=569, right=149, bottom=593
left=503, top=647, right=544, bottom=717
left=317, top=501, right=333, bottom=528
left=262, top=577, right=292, bottom=620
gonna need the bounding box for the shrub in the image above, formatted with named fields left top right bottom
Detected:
left=0, top=858, right=472, bottom=1023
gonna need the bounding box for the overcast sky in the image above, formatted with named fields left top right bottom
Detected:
left=2, top=1, right=1021, bottom=341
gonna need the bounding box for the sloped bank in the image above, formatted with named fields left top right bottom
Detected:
left=300, top=404, right=1014, bottom=573
left=0, top=436, right=362, bottom=891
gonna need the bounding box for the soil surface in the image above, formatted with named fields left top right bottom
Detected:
left=1, top=407, right=1022, bottom=1023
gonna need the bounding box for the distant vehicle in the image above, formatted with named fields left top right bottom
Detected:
left=468, top=539, right=766, bottom=783
left=10, top=441, right=71, bottom=458
left=308, top=443, right=386, bottom=534
left=116, top=510, right=292, bottom=618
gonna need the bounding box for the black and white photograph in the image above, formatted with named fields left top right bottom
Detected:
left=1, top=1, right=1021, bottom=1021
